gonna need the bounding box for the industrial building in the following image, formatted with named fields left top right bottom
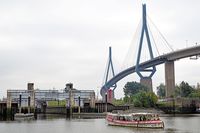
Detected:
left=6, top=83, right=96, bottom=109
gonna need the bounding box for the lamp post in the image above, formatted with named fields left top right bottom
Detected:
left=78, top=95, right=81, bottom=114
left=19, top=93, right=22, bottom=113
left=105, top=92, right=107, bottom=112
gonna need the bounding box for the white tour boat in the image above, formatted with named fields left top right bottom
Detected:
left=106, top=112, right=164, bottom=128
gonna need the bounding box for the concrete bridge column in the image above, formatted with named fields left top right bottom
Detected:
left=165, top=61, right=175, bottom=97
left=140, top=77, right=153, bottom=92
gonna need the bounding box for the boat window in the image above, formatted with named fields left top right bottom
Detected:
left=125, top=116, right=133, bottom=121
left=144, top=115, right=150, bottom=121
left=119, top=116, right=124, bottom=120
left=139, top=115, right=147, bottom=121
left=155, top=114, right=160, bottom=120
left=132, top=115, right=139, bottom=121
left=113, top=116, right=117, bottom=120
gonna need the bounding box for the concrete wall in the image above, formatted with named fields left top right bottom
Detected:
left=46, top=107, right=66, bottom=114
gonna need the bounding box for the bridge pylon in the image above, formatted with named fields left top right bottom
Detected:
left=135, top=4, right=156, bottom=91
left=102, top=46, right=117, bottom=102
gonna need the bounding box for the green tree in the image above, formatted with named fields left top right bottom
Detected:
left=133, top=91, right=148, bottom=107
left=157, top=83, right=166, bottom=98
left=189, top=89, right=200, bottom=98
left=123, top=81, right=148, bottom=97
left=132, top=91, right=158, bottom=107
left=122, top=81, right=158, bottom=107
left=175, top=84, right=180, bottom=97
left=123, top=96, right=129, bottom=103
left=175, top=81, right=194, bottom=97
left=147, top=92, right=158, bottom=107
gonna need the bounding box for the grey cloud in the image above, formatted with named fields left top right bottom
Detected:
left=0, top=0, right=200, bottom=98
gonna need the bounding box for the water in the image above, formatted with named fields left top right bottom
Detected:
left=0, top=114, right=200, bottom=133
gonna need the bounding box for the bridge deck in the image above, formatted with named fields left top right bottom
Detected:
left=101, top=45, right=200, bottom=96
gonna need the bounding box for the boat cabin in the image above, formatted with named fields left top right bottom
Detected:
left=109, top=113, right=160, bottom=121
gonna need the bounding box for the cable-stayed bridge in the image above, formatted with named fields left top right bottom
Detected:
left=101, top=4, right=200, bottom=101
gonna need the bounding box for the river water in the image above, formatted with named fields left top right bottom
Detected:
left=0, top=114, right=200, bottom=133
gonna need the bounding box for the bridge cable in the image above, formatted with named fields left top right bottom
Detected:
left=121, top=19, right=142, bottom=70
left=147, top=22, right=160, bottom=56
left=147, top=16, right=174, bottom=52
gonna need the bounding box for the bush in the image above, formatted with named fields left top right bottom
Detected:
left=112, top=98, right=125, bottom=106
left=131, top=91, right=158, bottom=108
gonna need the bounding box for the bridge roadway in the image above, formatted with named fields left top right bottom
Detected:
left=101, top=45, right=200, bottom=96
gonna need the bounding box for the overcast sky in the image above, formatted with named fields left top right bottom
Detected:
left=0, top=0, right=200, bottom=99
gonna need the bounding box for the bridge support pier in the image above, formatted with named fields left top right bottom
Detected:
left=140, top=77, right=153, bottom=92
left=165, top=61, right=175, bottom=97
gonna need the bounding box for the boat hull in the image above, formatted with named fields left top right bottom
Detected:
left=14, top=113, right=35, bottom=121
left=107, top=119, right=164, bottom=128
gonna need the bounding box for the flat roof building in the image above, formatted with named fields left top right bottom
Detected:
left=7, top=83, right=95, bottom=108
